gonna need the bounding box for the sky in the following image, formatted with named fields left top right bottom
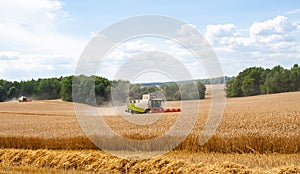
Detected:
left=0, top=0, right=300, bottom=82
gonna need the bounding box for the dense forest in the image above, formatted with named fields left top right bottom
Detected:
left=0, top=75, right=206, bottom=105
left=2, top=64, right=298, bottom=103
left=226, top=64, right=300, bottom=97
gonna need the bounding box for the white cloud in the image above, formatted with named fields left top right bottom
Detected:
left=0, top=0, right=64, bottom=29
left=248, top=15, right=299, bottom=53
left=0, top=53, right=76, bottom=80
left=0, top=0, right=87, bottom=80
left=204, top=23, right=247, bottom=54
left=76, top=15, right=300, bottom=81
left=205, top=15, right=299, bottom=49
left=250, top=16, right=297, bottom=44
left=177, top=24, right=197, bottom=37
left=0, top=51, right=20, bottom=59
left=112, top=51, right=196, bottom=82
left=106, top=51, right=125, bottom=61
left=104, top=40, right=156, bottom=62
left=121, top=40, right=156, bottom=53
left=205, top=24, right=236, bottom=39
left=287, top=8, right=300, bottom=14
left=97, top=37, right=210, bottom=82
left=176, top=23, right=210, bottom=51
left=96, top=39, right=158, bottom=80
left=204, top=15, right=300, bottom=76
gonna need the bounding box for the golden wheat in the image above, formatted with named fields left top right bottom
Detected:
left=0, top=149, right=299, bottom=173
left=0, top=91, right=300, bottom=173
left=0, top=92, right=299, bottom=153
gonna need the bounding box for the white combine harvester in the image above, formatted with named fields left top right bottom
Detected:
left=126, top=93, right=180, bottom=114
left=18, top=96, right=32, bottom=102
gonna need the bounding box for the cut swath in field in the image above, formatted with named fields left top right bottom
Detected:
left=0, top=149, right=299, bottom=173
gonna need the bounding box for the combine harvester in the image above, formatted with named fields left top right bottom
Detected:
left=126, top=93, right=181, bottom=114
left=18, top=96, right=32, bottom=102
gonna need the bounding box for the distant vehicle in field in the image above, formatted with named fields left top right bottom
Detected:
left=18, top=96, right=32, bottom=102
left=126, top=93, right=181, bottom=114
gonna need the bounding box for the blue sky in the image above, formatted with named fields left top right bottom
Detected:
left=0, top=0, right=300, bottom=82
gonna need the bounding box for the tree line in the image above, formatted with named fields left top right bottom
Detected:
left=2, top=63, right=298, bottom=103
left=129, top=81, right=206, bottom=101
left=0, top=75, right=206, bottom=104
left=0, top=77, right=62, bottom=102
left=226, top=64, right=300, bottom=97
left=0, top=75, right=112, bottom=104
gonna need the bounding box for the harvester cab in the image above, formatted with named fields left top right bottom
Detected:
left=150, top=99, right=163, bottom=109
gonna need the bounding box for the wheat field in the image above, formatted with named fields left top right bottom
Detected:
left=0, top=149, right=300, bottom=173
left=0, top=91, right=299, bottom=173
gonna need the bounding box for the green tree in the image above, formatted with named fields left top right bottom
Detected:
left=180, top=83, right=199, bottom=100
left=264, top=66, right=290, bottom=94
left=241, top=76, right=256, bottom=96
left=0, top=80, right=12, bottom=101
left=226, top=78, right=239, bottom=97
left=141, top=86, right=160, bottom=95
left=60, top=76, right=73, bottom=102
left=36, top=78, right=61, bottom=99
left=290, top=64, right=300, bottom=91
left=129, top=84, right=142, bottom=100
left=95, top=76, right=111, bottom=104
left=20, top=80, right=37, bottom=97
left=259, top=68, right=271, bottom=94
left=7, top=86, right=17, bottom=99
left=161, top=83, right=180, bottom=101
left=227, top=67, right=265, bottom=97
left=73, top=75, right=96, bottom=105
left=197, top=81, right=206, bottom=99
left=111, top=80, right=130, bottom=105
